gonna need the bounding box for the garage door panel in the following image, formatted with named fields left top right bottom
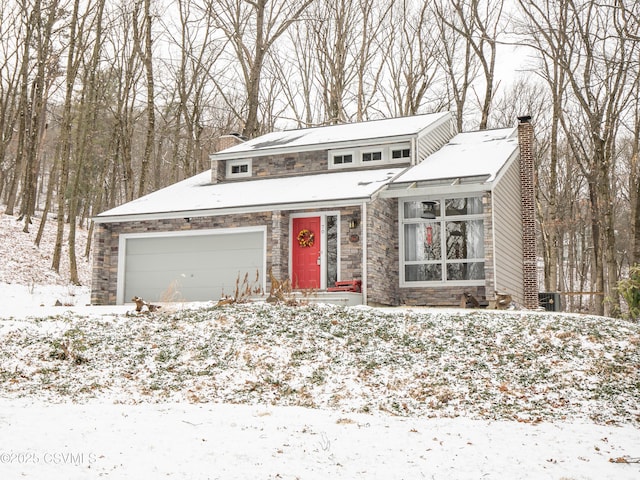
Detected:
left=122, top=230, right=264, bottom=303
left=126, top=232, right=262, bottom=255
left=125, top=250, right=262, bottom=275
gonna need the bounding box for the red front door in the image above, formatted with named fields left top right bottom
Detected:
left=292, top=217, right=321, bottom=289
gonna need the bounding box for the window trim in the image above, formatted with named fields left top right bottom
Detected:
left=361, top=148, right=383, bottom=163
left=328, top=143, right=412, bottom=169
left=391, top=146, right=411, bottom=160
left=330, top=150, right=355, bottom=166
left=226, top=158, right=252, bottom=178
left=399, top=194, right=486, bottom=287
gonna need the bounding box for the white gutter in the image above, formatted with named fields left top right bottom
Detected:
left=94, top=197, right=374, bottom=224
left=380, top=182, right=491, bottom=199
left=211, top=134, right=418, bottom=161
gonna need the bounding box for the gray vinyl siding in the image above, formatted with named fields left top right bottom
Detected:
left=416, top=118, right=457, bottom=162
left=492, top=156, right=524, bottom=305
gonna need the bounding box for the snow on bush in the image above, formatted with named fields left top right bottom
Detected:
left=1, top=303, right=638, bottom=427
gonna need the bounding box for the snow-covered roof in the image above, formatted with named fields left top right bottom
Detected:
left=392, top=128, right=518, bottom=184
left=96, top=168, right=404, bottom=222
left=213, top=112, right=452, bottom=159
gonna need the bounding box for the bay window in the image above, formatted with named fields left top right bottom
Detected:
left=401, top=196, right=485, bottom=285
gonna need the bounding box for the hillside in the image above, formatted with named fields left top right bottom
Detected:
left=1, top=209, right=639, bottom=479
left=0, top=210, right=92, bottom=287
left=2, top=302, right=639, bottom=428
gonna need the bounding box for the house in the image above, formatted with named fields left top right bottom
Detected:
left=91, top=112, right=539, bottom=309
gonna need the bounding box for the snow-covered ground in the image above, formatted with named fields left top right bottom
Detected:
left=1, top=210, right=639, bottom=479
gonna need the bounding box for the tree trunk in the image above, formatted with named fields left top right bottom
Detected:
left=134, top=0, right=155, bottom=197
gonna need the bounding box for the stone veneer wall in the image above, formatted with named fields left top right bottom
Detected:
left=366, top=196, right=399, bottom=305
left=482, top=192, right=496, bottom=296
left=253, top=151, right=329, bottom=178
left=220, top=150, right=411, bottom=182
left=338, top=206, right=364, bottom=283
left=91, top=212, right=273, bottom=305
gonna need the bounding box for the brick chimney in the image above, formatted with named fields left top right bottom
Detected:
left=517, top=115, right=539, bottom=309
left=217, top=133, right=247, bottom=152
left=211, top=133, right=247, bottom=184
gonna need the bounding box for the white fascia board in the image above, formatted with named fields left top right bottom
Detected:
left=490, top=149, right=519, bottom=187
left=210, top=134, right=418, bottom=161
left=93, top=198, right=373, bottom=224
left=380, top=182, right=492, bottom=199
left=368, top=168, right=409, bottom=200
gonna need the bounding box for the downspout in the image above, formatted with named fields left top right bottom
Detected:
left=362, top=201, right=368, bottom=305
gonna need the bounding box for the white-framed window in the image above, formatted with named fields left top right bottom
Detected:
left=400, top=195, right=485, bottom=286
left=227, top=159, right=252, bottom=178
left=329, top=143, right=411, bottom=169
left=391, top=147, right=411, bottom=160
left=362, top=150, right=383, bottom=162
left=332, top=153, right=354, bottom=165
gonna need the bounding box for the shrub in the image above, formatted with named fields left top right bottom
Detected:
left=618, top=264, right=640, bottom=320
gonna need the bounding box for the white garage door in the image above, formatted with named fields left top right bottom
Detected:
left=119, top=228, right=265, bottom=304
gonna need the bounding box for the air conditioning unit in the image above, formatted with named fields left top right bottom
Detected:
left=539, top=292, right=561, bottom=312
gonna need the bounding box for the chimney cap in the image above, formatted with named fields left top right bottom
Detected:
left=517, top=115, right=532, bottom=124
left=221, top=132, right=248, bottom=141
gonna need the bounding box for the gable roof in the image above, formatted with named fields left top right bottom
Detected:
left=392, top=127, right=518, bottom=185
left=95, top=168, right=403, bottom=223
left=212, top=112, right=452, bottom=159
left=95, top=117, right=521, bottom=223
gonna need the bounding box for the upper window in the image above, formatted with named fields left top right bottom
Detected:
left=400, top=196, right=485, bottom=286
left=329, top=143, right=411, bottom=169
left=227, top=159, right=252, bottom=178
left=362, top=151, right=382, bottom=162
left=392, top=148, right=411, bottom=160
left=231, top=164, right=248, bottom=174
left=333, top=153, right=353, bottom=165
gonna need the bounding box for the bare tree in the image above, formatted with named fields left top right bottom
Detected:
left=5, top=0, right=63, bottom=230
left=0, top=1, right=22, bottom=204
left=161, top=0, right=227, bottom=179
left=208, top=0, right=313, bottom=138
left=271, top=23, right=319, bottom=127
left=308, top=0, right=357, bottom=124
left=518, top=0, right=640, bottom=316
left=432, top=0, right=480, bottom=131
left=382, top=0, right=443, bottom=117
left=435, top=0, right=505, bottom=130
left=133, top=0, right=156, bottom=197
left=106, top=1, right=145, bottom=203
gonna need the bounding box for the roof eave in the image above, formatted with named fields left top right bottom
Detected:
left=93, top=197, right=376, bottom=224
left=381, top=176, right=494, bottom=198
left=209, top=134, right=420, bottom=161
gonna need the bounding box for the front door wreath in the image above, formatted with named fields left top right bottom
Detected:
left=297, top=229, right=315, bottom=247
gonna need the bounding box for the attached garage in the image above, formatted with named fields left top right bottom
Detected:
left=116, top=227, right=266, bottom=304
